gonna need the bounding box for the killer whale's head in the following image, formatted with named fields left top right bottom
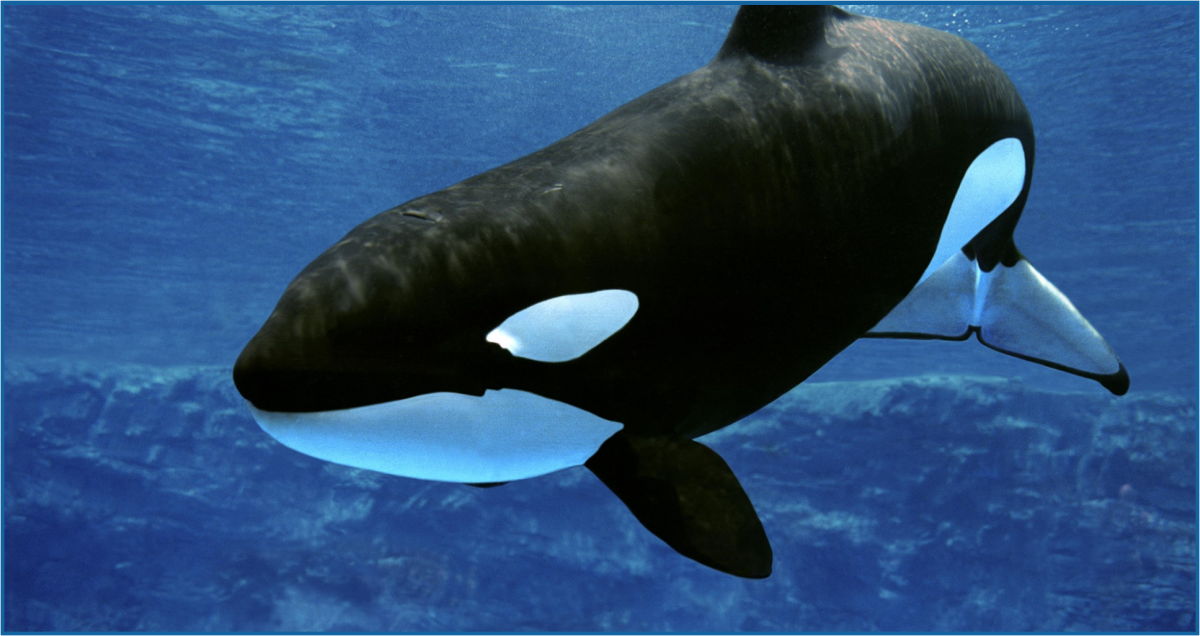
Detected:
left=233, top=242, right=502, bottom=415
left=232, top=218, right=639, bottom=483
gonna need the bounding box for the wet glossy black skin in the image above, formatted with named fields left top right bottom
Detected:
left=234, top=6, right=1034, bottom=439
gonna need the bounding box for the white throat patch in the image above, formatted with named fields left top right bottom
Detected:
left=251, top=389, right=623, bottom=483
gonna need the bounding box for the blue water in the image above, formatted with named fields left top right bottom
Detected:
left=2, top=4, right=1197, bottom=632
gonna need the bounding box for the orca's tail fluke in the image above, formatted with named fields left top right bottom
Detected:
left=865, top=249, right=1129, bottom=396
left=585, top=432, right=772, bottom=578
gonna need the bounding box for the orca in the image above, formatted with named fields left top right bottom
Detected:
left=233, top=5, right=1128, bottom=578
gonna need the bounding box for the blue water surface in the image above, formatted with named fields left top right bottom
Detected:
left=2, top=4, right=1197, bottom=632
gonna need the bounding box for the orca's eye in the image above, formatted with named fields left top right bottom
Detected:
left=918, top=137, right=1026, bottom=284
left=486, top=289, right=639, bottom=362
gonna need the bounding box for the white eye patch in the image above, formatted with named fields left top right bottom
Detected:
left=917, top=138, right=1026, bottom=285
left=486, top=289, right=639, bottom=362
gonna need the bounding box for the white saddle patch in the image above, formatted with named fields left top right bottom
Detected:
left=487, top=289, right=639, bottom=362
left=251, top=389, right=624, bottom=483
left=918, top=138, right=1026, bottom=284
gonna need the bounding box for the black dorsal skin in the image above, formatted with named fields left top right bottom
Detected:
left=233, top=6, right=1036, bottom=440
left=716, top=5, right=838, bottom=65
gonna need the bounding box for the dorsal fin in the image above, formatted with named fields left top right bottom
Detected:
left=716, top=5, right=845, bottom=65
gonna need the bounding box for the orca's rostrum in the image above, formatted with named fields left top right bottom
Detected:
left=234, top=6, right=1129, bottom=578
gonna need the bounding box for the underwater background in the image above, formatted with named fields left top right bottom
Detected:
left=2, top=3, right=1196, bottom=632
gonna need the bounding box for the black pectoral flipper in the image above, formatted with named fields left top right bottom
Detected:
left=867, top=251, right=1130, bottom=395
left=585, top=432, right=772, bottom=578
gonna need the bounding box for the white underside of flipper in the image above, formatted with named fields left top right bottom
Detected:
left=870, top=251, right=976, bottom=338
left=250, top=389, right=624, bottom=483
left=869, top=252, right=1124, bottom=379
left=974, top=259, right=1122, bottom=376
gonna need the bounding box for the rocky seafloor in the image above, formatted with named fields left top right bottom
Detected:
left=3, top=361, right=1195, bottom=632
